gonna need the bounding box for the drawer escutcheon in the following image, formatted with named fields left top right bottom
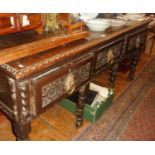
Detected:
left=64, top=71, right=76, bottom=95
left=107, top=48, right=114, bottom=64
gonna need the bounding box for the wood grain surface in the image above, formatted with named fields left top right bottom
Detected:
left=0, top=31, right=89, bottom=64
left=0, top=19, right=151, bottom=65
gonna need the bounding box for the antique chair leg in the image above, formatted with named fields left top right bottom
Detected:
left=128, top=49, right=140, bottom=81
left=109, top=62, right=119, bottom=88
left=12, top=121, right=31, bottom=141
left=76, top=84, right=88, bottom=128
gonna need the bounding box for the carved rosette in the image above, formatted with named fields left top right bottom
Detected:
left=42, top=76, right=66, bottom=107
left=17, top=81, right=30, bottom=124
left=42, top=62, right=91, bottom=108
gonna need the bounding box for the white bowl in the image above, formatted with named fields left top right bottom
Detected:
left=79, top=13, right=99, bottom=22
left=85, top=19, right=111, bottom=32
left=79, top=16, right=93, bottom=22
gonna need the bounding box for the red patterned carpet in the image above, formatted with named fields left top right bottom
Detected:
left=76, top=56, right=155, bottom=141
left=118, top=82, right=155, bottom=140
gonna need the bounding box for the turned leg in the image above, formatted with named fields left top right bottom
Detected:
left=109, top=62, right=119, bottom=88
left=76, top=84, right=88, bottom=128
left=12, top=121, right=31, bottom=141
left=128, top=49, right=140, bottom=81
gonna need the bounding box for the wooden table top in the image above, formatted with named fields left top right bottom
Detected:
left=0, top=19, right=152, bottom=79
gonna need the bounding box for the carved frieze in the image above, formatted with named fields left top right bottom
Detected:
left=42, top=62, right=91, bottom=107
left=0, top=64, right=17, bottom=77
left=0, top=38, right=102, bottom=79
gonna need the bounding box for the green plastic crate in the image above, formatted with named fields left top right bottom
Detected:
left=59, top=88, right=114, bottom=124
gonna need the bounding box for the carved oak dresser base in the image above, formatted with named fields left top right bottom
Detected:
left=0, top=19, right=151, bottom=140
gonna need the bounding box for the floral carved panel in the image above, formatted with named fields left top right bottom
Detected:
left=95, top=42, right=122, bottom=70
left=41, top=62, right=91, bottom=107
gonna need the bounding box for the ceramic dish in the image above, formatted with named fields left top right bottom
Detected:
left=110, top=19, right=127, bottom=27
left=117, top=14, right=146, bottom=21
left=109, top=19, right=128, bottom=31
left=125, top=13, right=146, bottom=20
left=79, top=13, right=99, bottom=22
left=85, top=19, right=111, bottom=32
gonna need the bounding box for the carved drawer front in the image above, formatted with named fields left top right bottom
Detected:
left=30, top=54, right=93, bottom=116
left=127, top=30, right=147, bottom=51
left=94, top=41, right=123, bottom=71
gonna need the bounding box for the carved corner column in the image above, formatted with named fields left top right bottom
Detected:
left=11, top=80, right=31, bottom=141
left=7, top=78, right=18, bottom=120
left=76, top=83, right=88, bottom=128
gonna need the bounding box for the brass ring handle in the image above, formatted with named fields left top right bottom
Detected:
left=64, top=72, right=76, bottom=95
left=107, top=48, right=114, bottom=64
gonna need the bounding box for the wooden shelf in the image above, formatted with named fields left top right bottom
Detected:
left=0, top=13, right=43, bottom=36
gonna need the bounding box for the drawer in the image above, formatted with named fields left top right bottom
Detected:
left=94, top=41, right=123, bottom=71
left=127, top=30, right=147, bottom=51
left=30, top=54, right=93, bottom=116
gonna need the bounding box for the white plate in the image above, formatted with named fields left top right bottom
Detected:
left=125, top=13, right=146, bottom=20
left=110, top=19, right=127, bottom=27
